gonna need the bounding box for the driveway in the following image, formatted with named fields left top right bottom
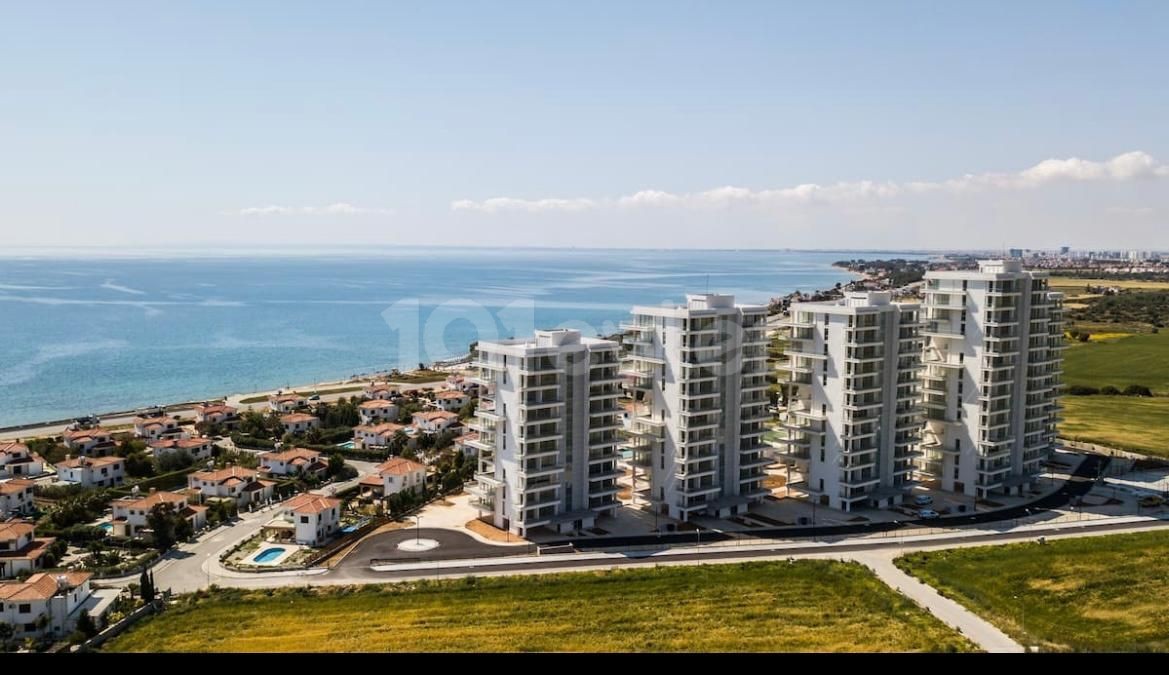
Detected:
left=334, top=528, right=536, bottom=569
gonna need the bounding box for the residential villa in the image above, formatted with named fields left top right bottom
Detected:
left=270, top=493, right=341, bottom=546
left=61, top=427, right=115, bottom=456
left=357, top=400, right=399, bottom=425
left=147, top=437, right=214, bottom=462
left=430, top=390, right=470, bottom=412
left=0, top=480, right=35, bottom=518
left=194, top=403, right=240, bottom=428
left=55, top=456, right=125, bottom=488
left=444, top=374, right=477, bottom=393
left=0, top=442, right=44, bottom=479
left=187, top=466, right=276, bottom=507
left=0, top=571, right=93, bottom=640
left=259, top=448, right=326, bottom=477
left=353, top=422, right=408, bottom=450
left=110, top=489, right=207, bottom=539
left=453, top=431, right=479, bottom=458
left=363, top=382, right=396, bottom=400
left=411, top=410, right=459, bottom=435
left=280, top=413, right=320, bottom=435
left=132, top=415, right=186, bottom=441
left=268, top=393, right=306, bottom=413
left=0, top=521, right=55, bottom=579
left=359, top=457, right=428, bottom=498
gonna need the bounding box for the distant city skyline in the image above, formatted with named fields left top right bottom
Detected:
left=2, top=1, right=1167, bottom=250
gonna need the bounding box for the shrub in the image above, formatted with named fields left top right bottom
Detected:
left=1100, top=385, right=1121, bottom=396
left=1124, top=384, right=1154, bottom=397
left=1077, top=332, right=1091, bottom=342
left=1067, top=385, right=1100, bottom=396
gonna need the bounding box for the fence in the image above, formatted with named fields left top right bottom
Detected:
left=1058, top=437, right=1166, bottom=464
left=77, top=599, right=162, bottom=651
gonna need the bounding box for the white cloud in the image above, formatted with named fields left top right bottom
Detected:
left=232, top=202, right=393, bottom=216
left=451, top=151, right=1169, bottom=212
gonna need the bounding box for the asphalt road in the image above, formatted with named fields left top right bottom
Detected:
left=335, top=528, right=537, bottom=569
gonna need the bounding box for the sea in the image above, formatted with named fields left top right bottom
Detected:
left=0, top=248, right=924, bottom=428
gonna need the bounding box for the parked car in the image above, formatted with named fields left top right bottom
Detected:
left=913, top=494, right=934, bottom=506
left=918, top=509, right=940, bottom=520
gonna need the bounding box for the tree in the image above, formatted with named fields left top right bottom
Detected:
left=146, top=502, right=193, bottom=551
left=139, top=566, right=155, bottom=602
left=327, top=453, right=346, bottom=477
left=157, top=449, right=195, bottom=473
left=123, top=451, right=155, bottom=478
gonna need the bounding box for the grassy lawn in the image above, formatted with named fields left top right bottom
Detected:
left=895, top=530, right=1169, bottom=651
left=104, top=562, right=974, bottom=652
left=1063, top=331, right=1169, bottom=393
left=1059, top=396, right=1169, bottom=457
left=1049, top=276, right=1169, bottom=294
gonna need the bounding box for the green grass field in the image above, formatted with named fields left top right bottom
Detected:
left=104, top=562, right=974, bottom=653
left=896, top=530, right=1169, bottom=652
left=1059, top=396, right=1169, bottom=457
left=1063, top=331, right=1169, bottom=394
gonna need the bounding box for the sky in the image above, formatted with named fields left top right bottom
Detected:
left=1, top=0, right=1167, bottom=252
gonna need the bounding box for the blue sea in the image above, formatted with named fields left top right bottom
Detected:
left=0, top=248, right=916, bottom=428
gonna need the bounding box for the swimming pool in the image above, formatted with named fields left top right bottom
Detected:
left=336, top=440, right=355, bottom=450
left=253, top=547, right=287, bottom=564
left=99, top=523, right=113, bottom=535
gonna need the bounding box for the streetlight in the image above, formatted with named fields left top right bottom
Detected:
left=412, top=514, right=421, bottom=543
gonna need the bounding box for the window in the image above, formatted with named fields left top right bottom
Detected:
left=820, top=448, right=825, bottom=462
left=18, top=603, right=31, bottom=613
left=300, top=516, right=309, bottom=524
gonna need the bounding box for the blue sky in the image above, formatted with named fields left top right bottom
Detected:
left=2, top=1, right=1167, bottom=250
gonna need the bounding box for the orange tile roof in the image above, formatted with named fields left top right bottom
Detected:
left=0, top=441, right=29, bottom=456
left=374, top=457, right=427, bottom=476
left=0, top=479, right=35, bottom=495
left=0, top=521, right=36, bottom=541
left=280, top=413, right=318, bottom=424
left=195, top=404, right=237, bottom=416
left=354, top=423, right=405, bottom=435
left=358, top=400, right=396, bottom=410
left=62, top=428, right=113, bottom=442
left=269, top=394, right=305, bottom=403
left=261, top=447, right=321, bottom=463
left=116, top=491, right=187, bottom=510
left=435, top=391, right=467, bottom=400
left=0, top=571, right=89, bottom=601
left=413, top=411, right=458, bottom=422
left=56, top=456, right=123, bottom=469
left=190, top=465, right=259, bottom=484
left=283, top=492, right=341, bottom=514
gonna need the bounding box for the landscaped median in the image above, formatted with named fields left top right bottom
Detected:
left=894, top=530, right=1169, bottom=652
left=102, top=561, right=975, bottom=652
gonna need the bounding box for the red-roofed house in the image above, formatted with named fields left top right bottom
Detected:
left=411, top=410, right=460, bottom=435
left=277, top=493, right=341, bottom=546
left=366, top=457, right=428, bottom=497
left=454, top=431, right=480, bottom=458
left=357, top=400, right=399, bottom=425
left=0, top=521, right=56, bottom=579
left=430, top=390, right=470, bottom=412
left=147, top=436, right=214, bottom=462
left=0, top=442, right=44, bottom=479
left=362, top=381, right=396, bottom=400
left=194, top=403, right=240, bottom=428
left=0, top=479, right=36, bottom=518
left=268, top=393, right=306, bottom=413
left=280, top=412, right=320, bottom=435
left=61, top=427, right=115, bottom=455
left=55, top=455, right=125, bottom=488
left=259, top=448, right=326, bottom=477
left=110, top=489, right=207, bottom=539
left=133, top=415, right=186, bottom=441
left=445, top=374, right=477, bottom=393
left=187, top=466, right=276, bottom=507
left=0, top=571, right=93, bottom=639
left=353, top=423, right=409, bottom=450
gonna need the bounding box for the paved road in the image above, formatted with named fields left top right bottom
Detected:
left=335, top=528, right=537, bottom=569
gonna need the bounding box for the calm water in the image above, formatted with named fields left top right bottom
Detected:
left=0, top=248, right=912, bottom=427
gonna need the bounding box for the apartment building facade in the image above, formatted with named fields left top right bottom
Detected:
left=620, top=294, right=770, bottom=522
left=918, top=260, right=1065, bottom=497
left=469, top=329, right=622, bottom=536
left=776, top=291, right=924, bottom=511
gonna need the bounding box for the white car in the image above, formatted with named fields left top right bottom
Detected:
left=918, top=509, right=940, bottom=520
left=913, top=495, right=934, bottom=506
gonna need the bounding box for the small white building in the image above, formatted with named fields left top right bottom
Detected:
left=0, top=521, right=55, bottom=579
left=0, top=442, right=44, bottom=479
left=110, top=490, right=207, bottom=539
left=194, top=403, right=239, bottom=428
left=430, top=390, right=470, bottom=412
left=357, top=400, right=399, bottom=425
left=259, top=447, right=326, bottom=477
left=187, top=466, right=276, bottom=507
left=453, top=432, right=479, bottom=458
left=55, top=455, right=125, bottom=488
left=411, top=410, right=459, bottom=435
left=279, top=493, right=341, bottom=547
left=147, top=437, right=214, bottom=462
left=0, top=479, right=36, bottom=518
left=445, top=374, right=477, bottom=393
left=362, top=457, right=428, bottom=498
left=268, top=393, right=306, bottom=413
left=353, top=422, right=408, bottom=450
left=0, top=571, right=93, bottom=640
left=61, top=427, right=115, bottom=456
left=279, top=413, right=320, bottom=435
left=133, top=415, right=186, bottom=441
left=363, top=382, right=396, bottom=400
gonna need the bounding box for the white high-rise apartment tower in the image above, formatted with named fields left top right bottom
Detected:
left=620, top=294, right=771, bottom=521
left=468, top=329, right=623, bottom=536
left=918, top=260, right=1065, bottom=498
left=776, top=291, right=924, bottom=512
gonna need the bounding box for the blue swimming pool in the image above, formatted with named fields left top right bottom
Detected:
left=253, top=547, right=286, bottom=564
left=336, top=440, right=355, bottom=449
left=99, top=523, right=113, bottom=534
